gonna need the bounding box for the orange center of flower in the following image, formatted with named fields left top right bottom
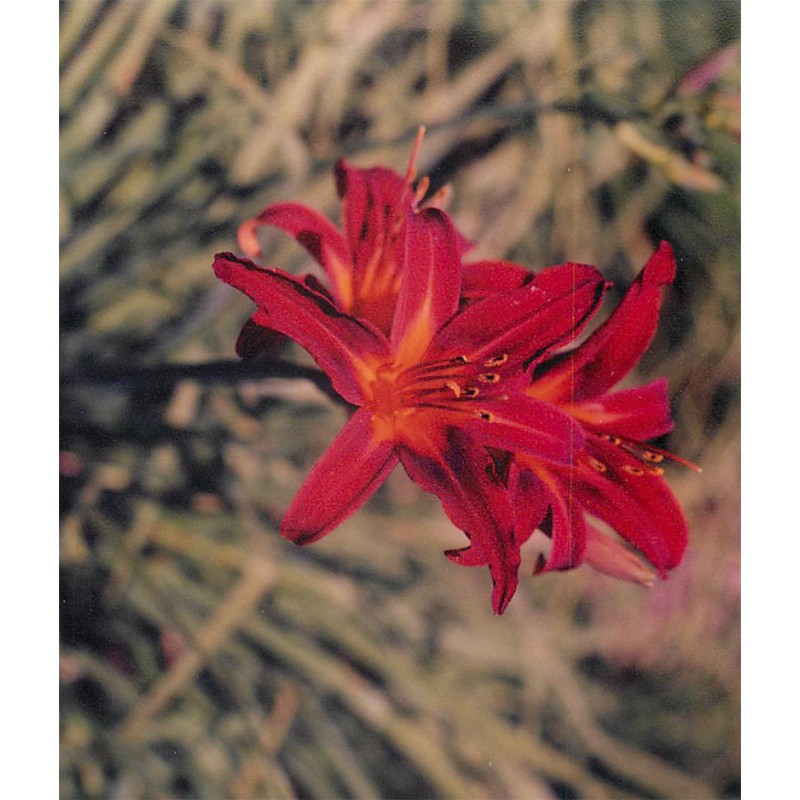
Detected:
left=364, top=352, right=510, bottom=441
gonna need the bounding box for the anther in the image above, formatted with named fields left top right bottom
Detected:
left=478, top=410, right=494, bottom=422
left=452, top=355, right=470, bottom=364
left=647, top=466, right=665, bottom=476
left=588, top=457, right=608, bottom=473
left=602, top=434, right=623, bottom=446
left=642, top=451, right=664, bottom=463
left=462, top=387, right=480, bottom=398
left=478, top=373, right=500, bottom=384
left=444, top=381, right=461, bottom=398
left=483, top=354, right=509, bottom=367
left=623, top=465, right=645, bottom=476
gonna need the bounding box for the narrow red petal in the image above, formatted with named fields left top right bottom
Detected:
left=461, top=259, right=534, bottom=303
left=397, top=428, right=519, bottom=615
left=214, top=253, right=389, bottom=404
left=584, top=525, right=657, bottom=586
left=281, top=408, right=398, bottom=545
left=533, top=242, right=677, bottom=403
left=465, top=394, right=586, bottom=466
left=507, top=462, right=550, bottom=548
left=390, top=207, right=462, bottom=365
left=431, top=262, right=609, bottom=369
left=245, top=202, right=353, bottom=308
left=561, top=378, right=674, bottom=441
left=513, top=464, right=588, bottom=575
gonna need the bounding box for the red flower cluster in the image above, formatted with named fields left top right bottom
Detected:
left=214, top=132, right=698, bottom=614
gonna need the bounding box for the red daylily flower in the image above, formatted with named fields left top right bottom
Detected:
left=453, top=242, right=697, bottom=585
left=214, top=208, right=610, bottom=613
left=235, top=130, right=467, bottom=348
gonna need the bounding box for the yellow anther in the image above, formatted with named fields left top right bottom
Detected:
left=647, top=466, right=665, bottom=476
left=483, top=353, right=509, bottom=367
left=602, top=434, right=623, bottom=446
left=478, top=373, right=500, bottom=384
left=478, top=410, right=494, bottom=422
left=642, top=451, right=665, bottom=463
left=444, top=381, right=462, bottom=398
left=462, top=387, right=480, bottom=398
left=588, top=457, right=608, bottom=473
left=623, top=465, right=645, bottom=476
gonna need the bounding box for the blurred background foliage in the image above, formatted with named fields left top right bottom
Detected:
left=60, top=0, right=740, bottom=797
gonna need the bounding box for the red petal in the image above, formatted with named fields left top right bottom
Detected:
left=235, top=310, right=287, bottom=361
left=513, top=464, right=588, bottom=574
left=390, top=208, right=462, bottom=365
left=533, top=242, right=677, bottom=403
left=335, top=161, right=408, bottom=269
left=562, top=378, right=674, bottom=440
left=461, top=259, right=534, bottom=303
left=465, top=394, right=586, bottom=466
left=214, top=253, right=389, bottom=404
left=280, top=408, right=398, bottom=545
left=584, top=525, right=657, bottom=586
left=244, top=202, right=353, bottom=308
left=444, top=541, right=488, bottom=567
left=396, top=427, right=519, bottom=615
left=508, top=463, right=550, bottom=549
left=431, top=262, right=608, bottom=368
left=573, top=437, right=688, bottom=573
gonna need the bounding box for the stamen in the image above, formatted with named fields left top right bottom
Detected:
left=404, top=357, right=469, bottom=380
left=647, top=466, right=666, bottom=476
left=453, top=355, right=470, bottom=364
left=444, top=381, right=461, bottom=398
left=588, top=457, right=608, bottom=473
left=483, top=353, right=509, bottom=367
left=623, top=465, right=645, bottom=476
left=405, top=126, right=426, bottom=185
left=414, top=175, right=430, bottom=206
left=478, top=373, right=500, bottom=384
left=624, top=439, right=704, bottom=473
left=596, top=432, right=702, bottom=473
left=478, top=410, right=494, bottom=421
left=462, top=387, right=480, bottom=398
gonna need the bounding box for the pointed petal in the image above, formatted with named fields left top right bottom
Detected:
left=431, top=262, right=609, bottom=369
left=241, top=202, right=354, bottom=308
left=465, top=394, right=586, bottom=466
left=397, top=427, right=519, bottom=615
left=214, top=253, right=389, bottom=404
left=533, top=243, right=677, bottom=403
left=584, top=525, right=657, bottom=586
left=390, top=208, right=462, bottom=365
left=281, top=408, right=398, bottom=545
left=561, top=378, right=674, bottom=440
left=574, top=437, right=688, bottom=573
left=444, top=540, right=489, bottom=567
